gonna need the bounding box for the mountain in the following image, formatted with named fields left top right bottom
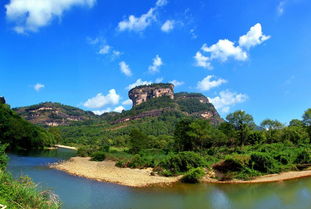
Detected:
left=13, top=102, right=97, bottom=127
left=103, top=83, right=222, bottom=125
left=0, top=102, right=57, bottom=150
left=13, top=83, right=222, bottom=128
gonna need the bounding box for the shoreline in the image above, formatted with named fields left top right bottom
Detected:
left=54, top=144, right=77, bottom=150
left=50, top=157, right=311, bottom=187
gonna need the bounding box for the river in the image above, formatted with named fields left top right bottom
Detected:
left=7, top=148, right=311, bottom=209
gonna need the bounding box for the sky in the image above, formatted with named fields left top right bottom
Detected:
left=0, top=0, right=310, bottom=124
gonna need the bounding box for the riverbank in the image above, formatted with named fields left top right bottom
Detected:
left=54, top=144, right=77, bottom=150
left=50, top=157, right=311, bottom=187
left=50, top=157, right=179, bottom=187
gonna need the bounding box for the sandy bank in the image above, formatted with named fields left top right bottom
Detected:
left=203, top=169, right=311, bottom=184
left=50, top=157, right=311, bottom=187
left=50, top=157, right=179, bottom=187
left=54, top=144, right=77, bottom=150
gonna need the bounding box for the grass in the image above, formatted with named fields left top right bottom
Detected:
left=0, top=170, right=61, bottom=209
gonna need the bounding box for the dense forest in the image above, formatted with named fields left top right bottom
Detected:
left=58, top=104, right=311, bottom=182
left=0, top=103, right=57, bottom=150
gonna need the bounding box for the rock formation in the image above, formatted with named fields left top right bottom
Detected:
left=129, top=83, right=174, bottom=106
left=0, top=97, right=5, bottom=104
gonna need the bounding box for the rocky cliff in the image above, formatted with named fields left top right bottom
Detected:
left=129, top=83, right=174, bottom=106
left=110, top=84, right=223, bottom=124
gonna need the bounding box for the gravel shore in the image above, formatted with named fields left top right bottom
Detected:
left=50, top=157, right=311, bottom=187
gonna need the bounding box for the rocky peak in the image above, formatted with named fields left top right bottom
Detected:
left=129, top=83, right=174, bottom=106
left=0, top=97, right=5, bottom=104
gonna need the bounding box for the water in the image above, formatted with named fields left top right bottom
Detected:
left=7, top=149, right=311, bottom=209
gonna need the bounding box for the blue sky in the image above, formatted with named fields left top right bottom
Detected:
left=0, top=0, right=310, bottom=124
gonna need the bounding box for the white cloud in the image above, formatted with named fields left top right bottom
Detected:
left=170, top=80, right=184, bottom=87
left=149, top=55, right=163, bottom=73
left=92, top=105, right=125, bottom=115
left=195, top=23, right=270, bottom=69
left=194, top=51, right=212, bottom=69
left=122, top=99, right=133, bottom=106
left=99, top=45, right=110, bottom=55
left=5, top=0, right=96, bottom=33
left=113, top=105, right=125, bottom=113
left=156, top=0, right=167, bottom=7
left=201, top=40, right=247, bottom=62
left=155, top=77, right=164, bottom=83
left=84, top=89, right=120, bottom=108
left=197, top=75, right=227, bottom=91
left=34, top=83, right=45, bottom=92
left=119, top=61, right=132, bottom=77
left=112, top=50, right=122, bottom=58
left=93, top=108, right=112, bottom=115
left=117, top=0, right=167, bottom=32
left=161, top=20, right=174, bottom=32
left=127, top=79, right=152, bottom=90
left=277, top=1, right=286, bottom=16
left=238, top=23, right=271, bottom=49
left=208, top=90, right=248, bottom=113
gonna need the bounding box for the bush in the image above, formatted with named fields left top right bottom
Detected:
left=90, top=151, right=106, bottom=161
left=77, top=146, right=97, bottom=157
left=249, top=152, right=279, bottom=173
left=213, top=154, right=250, bottom=173
left=295, top=150, right=311, bottom=164
left=181, top=167, right=205, bottom=183
left=158, top=152, right=207, bottom=175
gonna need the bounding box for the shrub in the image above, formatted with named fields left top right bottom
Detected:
left=77, top=147, right=92, bottom=157
left=159, top=152, right=207, bottom=175
left=181, top=167, right=205, bottom=183
left=249, top=152, right=279, bottom=173
left=90, top=151, right=106, bottom=161
left=213, top=154, right=250, bottom=173
left=295, top=150, right=311, bottom=164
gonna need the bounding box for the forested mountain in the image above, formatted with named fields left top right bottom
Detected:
left=0, top=103, right=57, bottom=150
left=13, top=102, right=97, bottom=127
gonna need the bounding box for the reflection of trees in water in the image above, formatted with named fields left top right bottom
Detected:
left=211, top=179, right=311, bottom=209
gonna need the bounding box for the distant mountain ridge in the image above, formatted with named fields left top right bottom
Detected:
left=13, top=102, right=97, bottom=127
left=13, top=83, right=223, bottom=127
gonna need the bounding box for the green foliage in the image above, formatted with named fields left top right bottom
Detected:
left=176, top=96, right=216, bottom=114
left=226, top=110, right=255, bottom=146
left=174, top=119, right=227, bottom=151
left=0, top=144, right=8, bottom=170
left=249, top=152, right=279, bottom=173
left=0, top=171, right=60, bottom=209
left=0, top=104, right=56, bottom=150
left=76, top=146, right=97, bottom=157
left=90, top=151, right=106, bottom=161
left=129, top=129, right=149, bottom=154
left=247, top=131, right=266, bottom=145
left=158, top=152, right=207, bottom=175
left=295, top=149, right=311, bottom=164
left=180, top=167, right=205, bottom=183
left=281, top=126, right=309, bottom=144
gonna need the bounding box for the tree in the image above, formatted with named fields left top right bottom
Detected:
left=260, top=119, right=284, bottom=143
left=226, top=110, right=255, bottom=146
left=289, top=119, right=305, bottom=128
left=303, top=108, right=311, bottom=140
left=174, top=119, right=227, bottom=151
left=260, top=119, right=284, bottom=130
left=129, top=129, right=148, bottom=154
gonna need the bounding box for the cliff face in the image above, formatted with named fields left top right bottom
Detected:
left=14, top=102, right=96, bottom=127
left=0, top=97, right=5, bottom=104
left=129, top=83, right=174, bottom=106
